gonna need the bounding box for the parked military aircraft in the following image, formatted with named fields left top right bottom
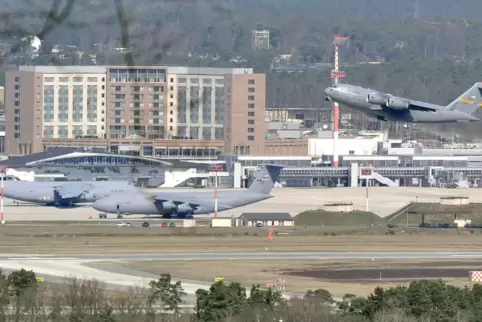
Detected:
left=324, top=83, right=482, bottom=123
left=3, top=180, right=139, bottom=207
left=92, top=164, right=284, bottom=218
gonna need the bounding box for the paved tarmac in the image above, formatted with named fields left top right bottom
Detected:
left=4, top=186, right=482, bottom=219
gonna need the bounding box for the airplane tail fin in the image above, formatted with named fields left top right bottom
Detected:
left=446, top=83, right=482, bottom=115
left=248, top=164, right=284, bottom=195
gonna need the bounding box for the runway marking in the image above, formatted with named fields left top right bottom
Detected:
left=451, top=255, right=482, bottom=257
left=6, top=257, right=77, bottom=260
left=319, top=258, right=327, bottom=260
left=146, top=259, right=152, bottom=261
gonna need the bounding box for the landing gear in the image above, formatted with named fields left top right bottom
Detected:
left=98, top=213, right=107, bottom=219
left=376, top=115, right=387, bottom=122
left=116, top=204, right=122, bottom=219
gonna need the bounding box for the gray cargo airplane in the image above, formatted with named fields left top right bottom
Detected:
left=3, top=180, right=139, bottom=207
left=324, top=83, right=482, bottom=123
left=92, top=164, right=284, bottom=218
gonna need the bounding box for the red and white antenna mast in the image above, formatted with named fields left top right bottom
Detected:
left=210, top=164, right=223, bottom=217
left=331, top=34, right=348, bottom=168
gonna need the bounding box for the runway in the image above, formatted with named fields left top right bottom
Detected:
left=3, top=251, right=482, bottom=261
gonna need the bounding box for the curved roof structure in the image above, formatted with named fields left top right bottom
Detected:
left=0, top=148, right=173, bottom=167
left=25, top=152, right=173, bottom=167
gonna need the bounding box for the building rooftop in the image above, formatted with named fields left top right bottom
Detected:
left=10, top=65, right=253, bottom=75
left=0, top=147, right=79, bottom=167
left=167, top=66, right=253, bottom=75
left=240, top=213, right=293, bottom=221
left=14, top=66, right=108, bottom=73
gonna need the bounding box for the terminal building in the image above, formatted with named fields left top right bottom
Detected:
left=0, top=140, right=482, bottom=189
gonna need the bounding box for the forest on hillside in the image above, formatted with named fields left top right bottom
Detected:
left=3, top=0, right=482, bottom=139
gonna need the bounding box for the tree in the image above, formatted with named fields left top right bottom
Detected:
left=248, top=284, right=283, bottom=310
left=149, top=273, right=186, bottom=313
left=7, top=269, right=37, bottom=322
left=195, top=281, right=247, bottom=322
left=305, top=288, right=334, bottom=304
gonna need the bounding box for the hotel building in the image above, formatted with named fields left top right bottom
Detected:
left=5, top=66, right=266, bottom=157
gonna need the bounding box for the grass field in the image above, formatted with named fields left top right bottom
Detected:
left=0, top=223, right=480, bottom=253
left=122, top=259, right=478, bottom=297
left=295, top=210, right=385, bottom=226
left=388, top=203, right=482, bottom=224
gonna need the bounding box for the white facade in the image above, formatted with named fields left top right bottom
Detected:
left=211, top=218, right=239, bottom=227
left=308, top=137, right=379, bottom=157
left=244, top=219, right=294, bottom=227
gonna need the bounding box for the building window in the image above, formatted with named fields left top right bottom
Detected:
left=14, top=101, right=20, bottom=106
left=14, top=85, right=20, bottom=90
left=59, top=77, right=69, bottom=82
left=14, top=133, right=20, bottom=138
left=248, top=88, right=255, bottom=92
left=248, top=135, right=254, bottom=141
left=14, top=93, right=20, bottom=98
left=248, top=103, right=255, bottom=109
left=248, top=119, right=254, bottom=124
left=248, top=79, right=255, bottom=84
left=15, top=77, right=19, bottom=82
left=248, top=112, right=255, bottom=117
left=248, top=128, right=254, bottom=132
left=73, top=77, right=83, bottom=82
left=248, top=95, right=255, bottom=100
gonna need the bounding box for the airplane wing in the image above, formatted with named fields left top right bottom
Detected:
left=153, top=192, right=233, bottom=210
left=54, top=182, right=92, bottom=199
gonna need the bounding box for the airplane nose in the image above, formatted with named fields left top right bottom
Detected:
left=92, top=198, right=112, bottom=212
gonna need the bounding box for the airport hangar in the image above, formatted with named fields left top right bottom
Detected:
left=1, top=138, right=482, bottom=189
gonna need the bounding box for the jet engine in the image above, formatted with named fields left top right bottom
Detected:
left=176, top=203, right=194, bottom=214
left=161, top=201, right=177, bottom=212
left=366, top=93, right=387, bottom=105
left=385, top=97, right=410, bottom=110
left=159, top=201, right=194, bottom=217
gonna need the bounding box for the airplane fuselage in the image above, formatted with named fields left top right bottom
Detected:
left=3, top=181, right=138, bottom=206
left=93, top=190, right=274, bottom=217
left=325, top=84, right=478, bottom=123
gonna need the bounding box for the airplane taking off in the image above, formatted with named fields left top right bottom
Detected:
left=3, top=180, right=139, bottom=207
left=92, top=164, right=284, bottom=218
left=324, top=83, right=482, bottom=123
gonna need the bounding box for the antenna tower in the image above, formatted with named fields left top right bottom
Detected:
left=331, top=34, right=348, bottom=167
